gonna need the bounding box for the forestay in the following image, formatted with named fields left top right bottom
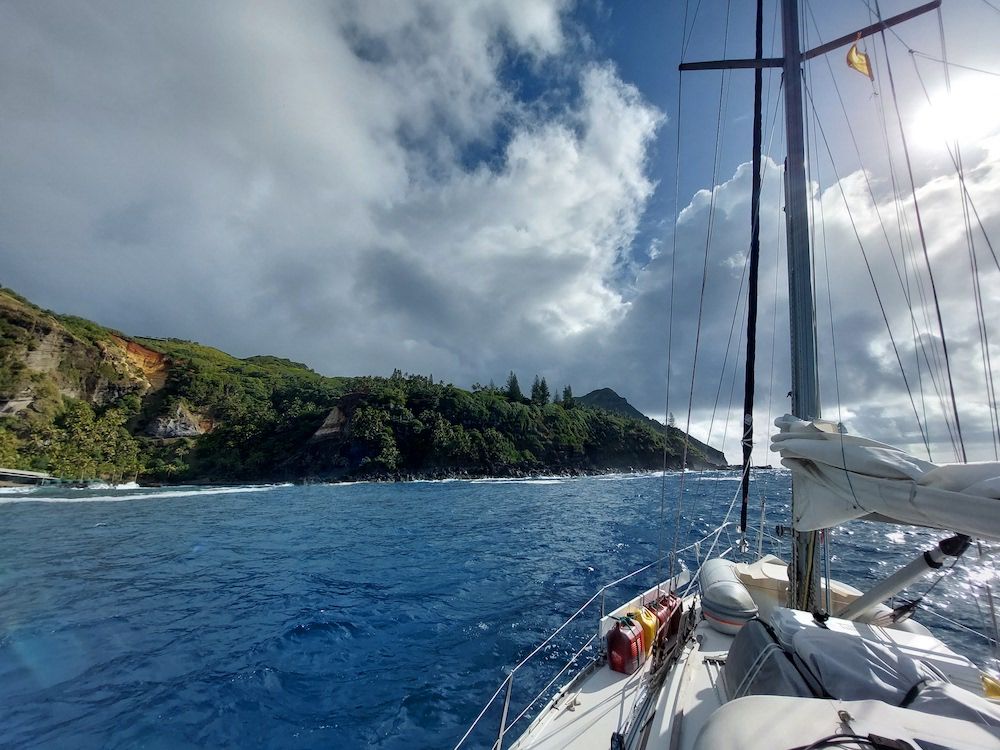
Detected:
left=771, top=415, right=1000, bottom=541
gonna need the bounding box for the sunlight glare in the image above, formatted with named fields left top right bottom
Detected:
left=911, top=77, right=1000, bottom=150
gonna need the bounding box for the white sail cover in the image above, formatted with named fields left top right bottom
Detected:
left=771, top=415, right=1000, bottom=541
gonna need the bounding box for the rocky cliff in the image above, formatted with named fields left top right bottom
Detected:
left=110, top=335, right=169, bottom=391
left=0, top=292, right=154, bottom=416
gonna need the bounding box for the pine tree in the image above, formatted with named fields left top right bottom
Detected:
left=505, top=371, right=523, bottom=402
left=562, top=384, right=574, bottom=408
left=530, top=375, right=550, bottom=405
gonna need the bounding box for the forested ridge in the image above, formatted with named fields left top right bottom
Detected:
left=0, top=288, right=726, bottom=483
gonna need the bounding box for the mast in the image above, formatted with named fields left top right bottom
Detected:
left=779, top=0, right=942, bottom=609
left=680, top=0, right=941, bottom=613
left=780, top=0, right=820, bottom=424
left=780, top=0, right=822, bottom=612
left=739, top=0, right=765, bottom=543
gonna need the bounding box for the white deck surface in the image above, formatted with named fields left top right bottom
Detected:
left=647, top=617, right=734, bottom=750
left=508, top=653, right=651, bottom=749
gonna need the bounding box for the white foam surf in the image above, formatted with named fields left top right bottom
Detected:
left=0, top=484, right=282, bottom=505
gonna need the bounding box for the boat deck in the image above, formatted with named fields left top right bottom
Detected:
left=502, top=555, right=1000, bottom=750
left=510, top=600, right=737, bottom=750
left=508, top=652, right=649, bottom=749
left=648, top=618, right=734, bottom=750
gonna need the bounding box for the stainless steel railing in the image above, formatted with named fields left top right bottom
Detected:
left=454, top=520, right=742, bottom=750
left=452, top=556, right=669, bottom=750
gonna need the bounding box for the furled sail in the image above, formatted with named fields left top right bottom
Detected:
left=771, top=415, right=1000, bottom=541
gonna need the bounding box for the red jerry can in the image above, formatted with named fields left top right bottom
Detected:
left=658, top=593, right=683, bottom=640
left=645, top=598, right=670, bottom=627
left=607, top=616, right=645, bottom=675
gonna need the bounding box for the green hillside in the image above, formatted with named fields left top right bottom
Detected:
left=577, top=388, right=728, bottom=467
left=0, top=288, right=726, bottom=483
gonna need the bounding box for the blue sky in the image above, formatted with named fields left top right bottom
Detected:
left=3, top=1, right=1000, bottom=464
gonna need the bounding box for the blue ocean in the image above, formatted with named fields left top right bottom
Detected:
left=1, top=471, right=995, bottom=749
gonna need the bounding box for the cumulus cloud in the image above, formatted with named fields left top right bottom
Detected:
left=0, top=0, right=659, bottom=383
left=604, top=141, right=1000, bottom=465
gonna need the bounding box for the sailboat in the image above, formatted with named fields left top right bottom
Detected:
left=456, top=1, right=1000, bottom=748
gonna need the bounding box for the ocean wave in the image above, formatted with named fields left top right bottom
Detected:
left=0, top=485, right=35, bottom=495
left=284, top=619, right=364, bottom=641
left=468, top=476, right=569, bottom=485
left=70, top=481, right=143, bottom=491
left=594, top=471, right=661, bottom=481
left=0, top=485, right=280, bottom=505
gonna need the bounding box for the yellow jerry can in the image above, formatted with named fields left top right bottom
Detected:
left=628, top=607, right=659, bottom=656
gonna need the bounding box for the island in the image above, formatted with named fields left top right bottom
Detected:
left=0, top=288, right=727, bottom=484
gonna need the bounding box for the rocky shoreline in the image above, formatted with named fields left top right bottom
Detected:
left=133, top=462, right=729, bottom=488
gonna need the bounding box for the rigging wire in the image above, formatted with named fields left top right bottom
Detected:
left=706, top=4, right=782, bottom=470
left=671, top=2, right=764, bottom=569
left=907, top=58, right=1000, bottom=458
left=874, top=0, right=967, bottom=462
left=680, top=0, right=706, bottom=59
left=705, top=246, right=752, bottom=451
left=933, top=7, right=1000, bottom=458
left=801, top=83, right=935, bottom=461
left=670, top=0, right=735, bottom=582
left=675, top=6, right=731, bottom=458
left=909, top=54, right=1000, bottom=279
left=680, top=464, right=754, bottom=597
left=908, top=50, right=1000, bottom=78
left=803, top=2, right=934, bottom=456
left=977, top=0, right=1000, bottom=16
left=698, top=84, right=748, bottom=459
left=891, top=544, right=996, bottom=630
left=660, top=0, right=696, bottom=589
left=685, top=77, right=786, bottom=563
left=923, top=597, right=999, bottom=644
left=858, top=0, right=996, bottom=459
left=865, top=20, right=940, bottom=457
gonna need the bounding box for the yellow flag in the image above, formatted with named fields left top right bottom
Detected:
left=846, top=42, right=874, bottom=80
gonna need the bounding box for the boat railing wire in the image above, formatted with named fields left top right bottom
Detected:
left=918, top=603, right=998, bottom=646
left=453, top=520, right=737, bottom=750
